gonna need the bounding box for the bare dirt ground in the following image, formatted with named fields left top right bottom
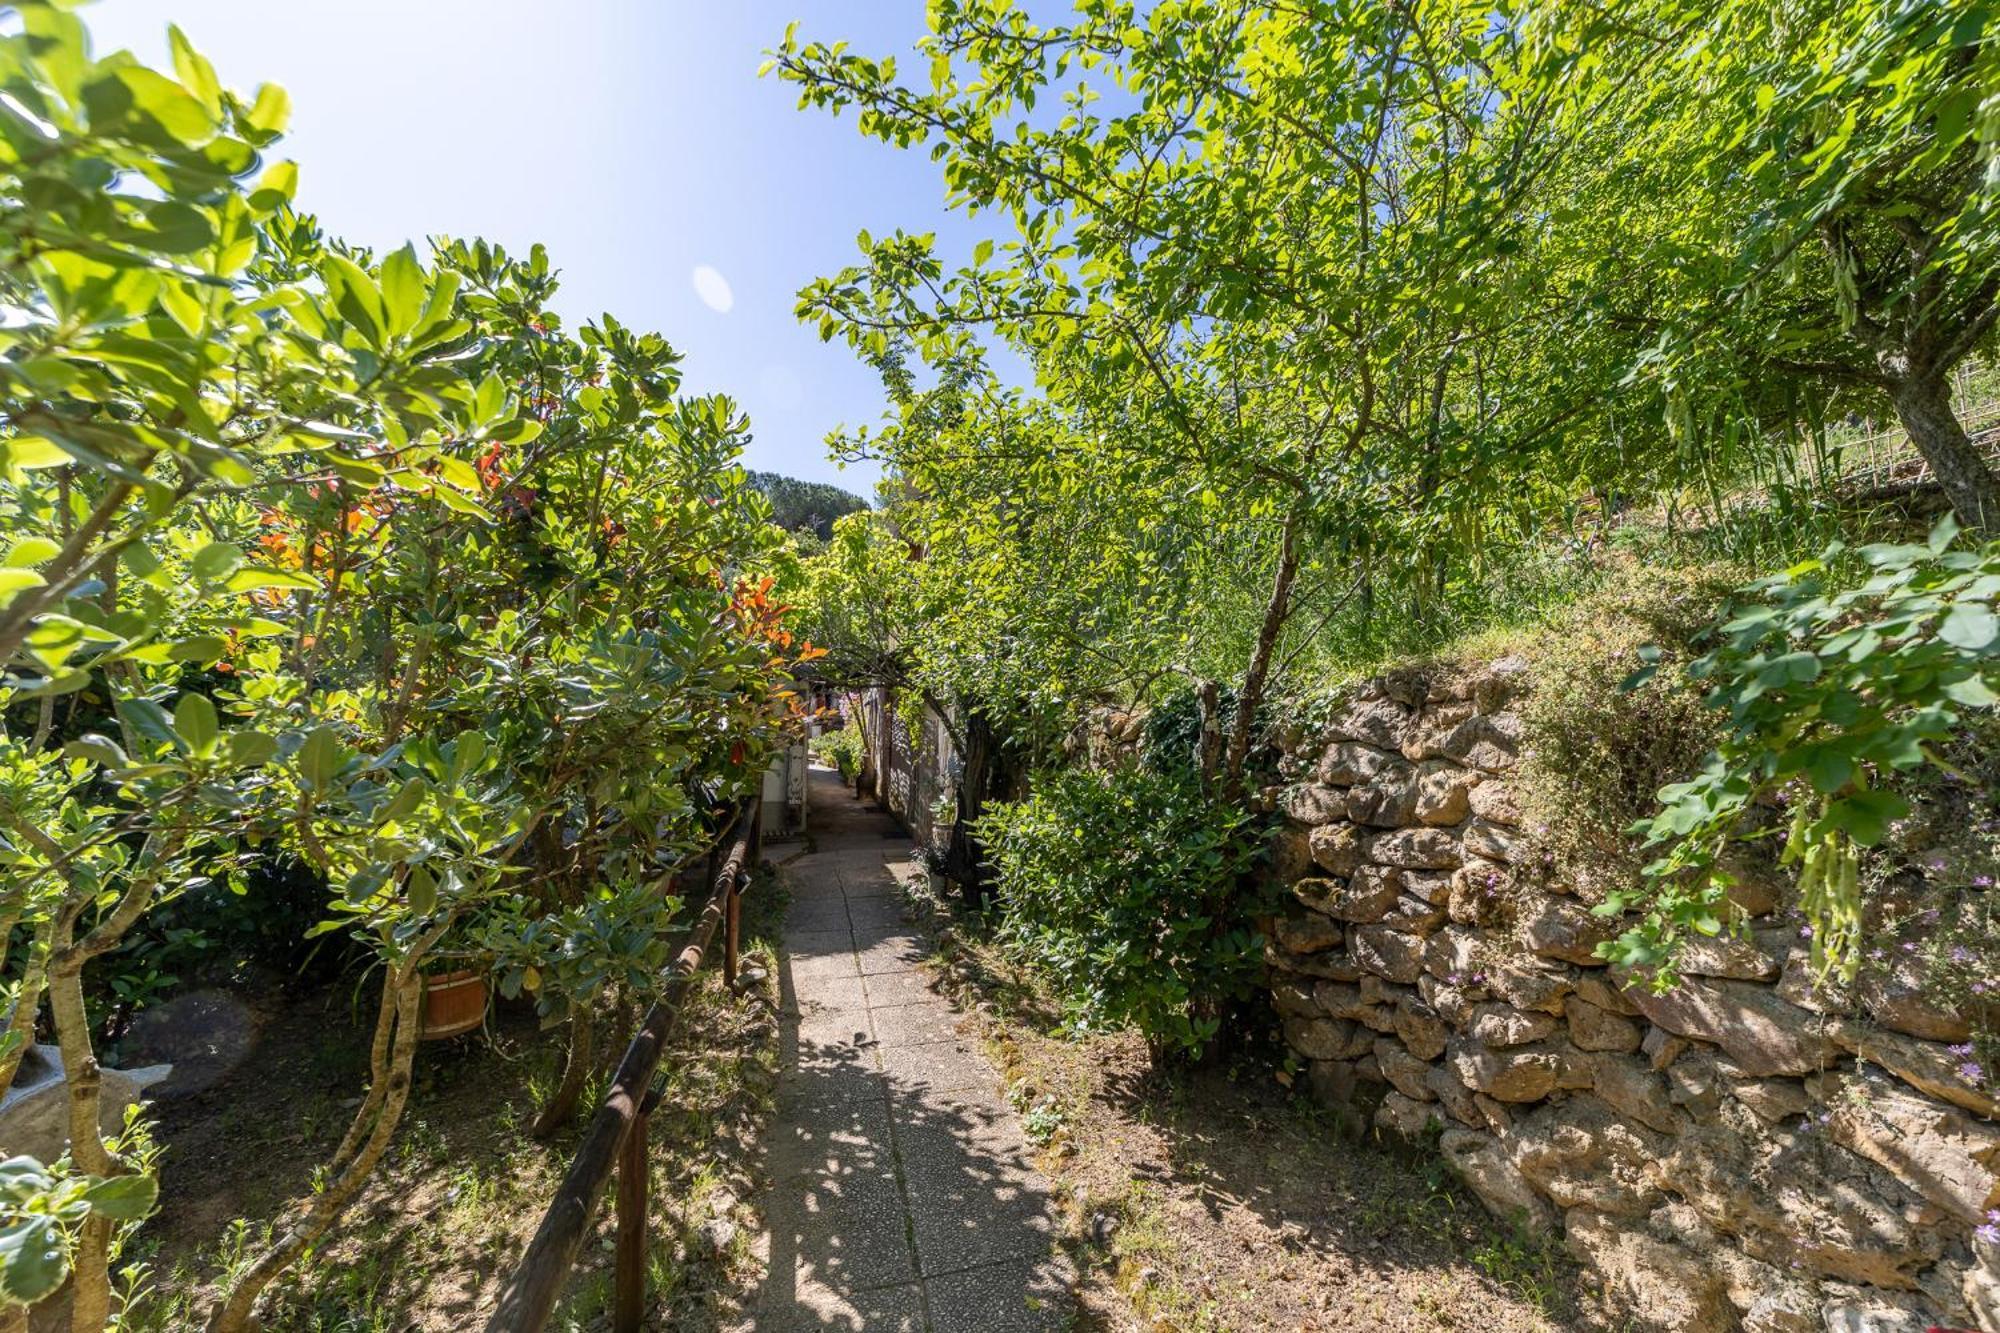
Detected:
left=110, top=881, right=787, bottom=1332
left=897, top=872, right=1603, bottom=1333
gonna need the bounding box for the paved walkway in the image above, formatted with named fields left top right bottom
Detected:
left=736, top=768, right=1073, bottom=1332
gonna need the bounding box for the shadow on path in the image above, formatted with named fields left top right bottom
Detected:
left=732, top=769, right=1075, bottom=1333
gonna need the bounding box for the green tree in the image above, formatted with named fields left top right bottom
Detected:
left=1523, top=0, right=2000, bottom=529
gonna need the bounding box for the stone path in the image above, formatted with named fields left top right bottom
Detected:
left=735, top=768, right=1074, bottom=1332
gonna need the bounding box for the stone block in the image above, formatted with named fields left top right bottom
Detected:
left=1413, top=760, right=1477, bottom=826
left=1621, top=972, right=1839, bottom=1077
left=1362, top=827, right=1462, bottom=870
left=1351, top=926, right=1427, bottom=984
left=1565, top=995, right=1642, bottom=1053
left=1278, top=783, right=1350, bottom=826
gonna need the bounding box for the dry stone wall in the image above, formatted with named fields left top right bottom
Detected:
left=1260, top=658, right=1999, bottom=1333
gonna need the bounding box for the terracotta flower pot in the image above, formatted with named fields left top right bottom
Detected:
left=420, top=969, right=488, bottom=1040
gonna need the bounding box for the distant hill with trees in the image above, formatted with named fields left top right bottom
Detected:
left=749, top=470, right=869, bottom=540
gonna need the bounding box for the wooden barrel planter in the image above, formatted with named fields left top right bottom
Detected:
left=420, top=969, right=488, bottom=1040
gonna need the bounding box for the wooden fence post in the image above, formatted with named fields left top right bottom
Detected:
left=613, top=1090, right=656, bottom=1333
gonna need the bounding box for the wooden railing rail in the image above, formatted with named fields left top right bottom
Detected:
left=484, top=796, right=762, bottom=1333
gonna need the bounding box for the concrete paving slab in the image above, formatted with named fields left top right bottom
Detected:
left=924, top=1255, right=1078, bottom=1331
left=878, top=1039, right=999, bottom=1097
left=863, top=970, right=943, bottom=1009
left=868, top=1000, right=964, bottom=1049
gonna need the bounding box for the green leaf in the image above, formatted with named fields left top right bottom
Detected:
left=0, top=1215, right=68, bottom=1304
left=1828, top=790, right=1910, bottom=848
left=82, top=66, right=216, bottom=146
left=173, top=692, right=219, bottom=757
left=379, top=244, right=425, bottom=338
left=323, top=254, right=386, bottom=349
left=223, top=567, right=318, bottom=594
left=224, top=729, right=278, bottom=769
left=79, top=1172, right=158, bottom=1221
left=190, top=541, right=244, bottom=583
left=297, top=726, right=342, bottom=789
left=1938, top=603, right=1997, bottom=652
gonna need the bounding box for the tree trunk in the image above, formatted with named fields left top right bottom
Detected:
left=0, top=922, right=50, bottom=1098
left=47, top=940, right=111, bottom=1332
left=1891, top=372, right=2000, bottom=534
left=941, top=708, right=998, bottom=908
left=532, top=1008, right=594, bottom=1139
left=325, top=970, right=400, bottom=1179
left=207, top=971, right=425, bottom=1333
left=1223, top=508, right=1303, bottom=802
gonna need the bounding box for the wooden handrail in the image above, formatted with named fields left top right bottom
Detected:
left=484, top=796, right=762, bottom=1332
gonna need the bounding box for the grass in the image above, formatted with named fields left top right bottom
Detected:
left=119, top=868, right=789, bottom=1332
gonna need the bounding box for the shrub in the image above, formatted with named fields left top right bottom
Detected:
left=811, top=725, right=864, bottom=783
left=975, top=765, right=1266, bottom=1061
left=1513, top=560, right=1744, bottom=903
left=1605, top=517, right=2000, bottom=984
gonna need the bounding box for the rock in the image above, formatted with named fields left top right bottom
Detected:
left=1270, top=824, right=1314, bottom=883
left=1315, top=979, right=1396, bottom=1033
left=1423, top=926, right=1480, bottom=983
left=1775, top=952, right=1852, bottom=1015
left=1472, top=655, right=1532, bottom=712
left=1563, top=1209, right=1734, bottom=1333
left=1323, top=698, right=1413, bottom=751
left=1509, top=1096, right=1667, bottom=1217
left=1642, top=1025, right=1690, bottom=1071
left=1467, top=777, right=1522, bottom=826
left=1347, top=768, right=1420, bottom=827
left=1279, top=783, right=1350, bottom=826
left=1265, top=942, right=1363, bottom=982
left=1858, top=956, right=1972, bottom=1043
left=1448, top=1038, right=1560, bottom=1103
left=1448, top=859, right=1508, bottom=925
left=1351, top=926, right=1427, bottom=984
left=1382, top=893, right=1447, bottom=937
left=1664, top=1050, right=1725, bottom=1121
left=1438, top=1127, right=1554, bottom=1228
left=1675, top=934, right=1779, bottom=981
left=0, top=1044, right=172, bottom=1165
left=1403, top=701, right=1477, bottom=762
left=1486, top=962, right=1574, bottom=1015
left=1620, top=973, right=1839, bottom=1077
left=1819, top=1300, right=1930, bottom=1333
left=1271, top=980, right=1318, bottom=1018
left=1307, top=823, right=1365, bottom=875
left=1519, top=896, right=1615, bottom=965
left=1566, top=996, right=1643, bottom=1053
left=1318, top=741, right=1403, bottom=786
left=1375, top=1090, right=1437, bottom=1138
left=1468, top=1002, right=1560, bottom=1047
left=1362, top=827, right=1463, bottom=871
left=1730, top=1077, right=1809, bottom=1124
left=1413, top=761, right=1478, bottom=826
left=1827, top=1020, right=1998, bottom=1117
left=1583, top=1051, right=1680, bottom=1133
left=696, top=1216, right=739, bottom=1256
left=1375, top=1039, right=1436, bottom=1100
left=1272, top=910, right=1342, bottom=954
left=1817, top=1069, right=2000, bottom=1225
left=1392, top=998, right=1449, bottom=1061
left=1740, top=1285, right=1818, bottom=1333
left=1435, top=712, right=1524, bottom=774
left=1284, top=1016, right=1363, bottom=1063
left=1401, top=868, right=1453, bottom=907
left=1296, top=871, right=1400, bottom=923
left=1575, top=971, right=1642, bottom=1017
left=1462, top=818, right=1518, bottom=863
left=1306, top=1058, right=1359, bottom=1108
left=1425, top=1061, right=1484, bottom=1128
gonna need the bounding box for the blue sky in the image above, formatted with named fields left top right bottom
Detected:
left=86, top=2, right=988, bottom=498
